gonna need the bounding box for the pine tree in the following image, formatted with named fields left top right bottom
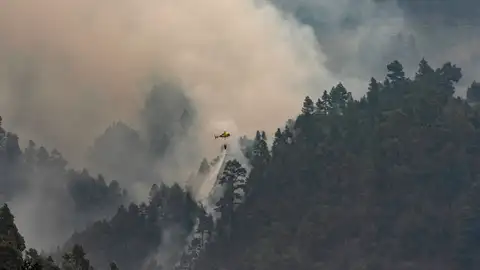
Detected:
left=251, top=131, right=270, bottom=169
left=24, top=140, right=36, bottom=165
left=272, top=128, right=283, bottom=156
left=329, top=83, right=349, bottom=114
left=314, top=98, right=324, bottom=115
left=218, top=160, right=247, bottom=196
left=0, top=204, right=25, bottom=270
left=386, top=60, right=406, bottom=83
left=216, top=160, right=247, bottom=236
left=0, top=204, right=25, bottom=252
left=367, top=77, right=380, bottom=108
left=261, top=131, right=267, bottom=141
left=301, top=96, right=315, bottom=115
left=321, top=90, right=332, bottom=114
left=436, top=62, right=462, bottom=98
left=415, top=58, right=434, bottom=79
left=23, top=249, right=60, bottom=270
left=0, top=116, right=4, bottom=140
left=61, top=244, right=92, bottom=270
left=110, top=262, right=119, bottom=270
left=197, top=208, right=214, bottom=245
left=466, top=81, right=480, bottom=103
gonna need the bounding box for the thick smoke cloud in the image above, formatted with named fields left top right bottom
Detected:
left=1, top=0, right=479, bottom=254
left=0, top=0, right=332, bottom=167
left=271, top=0, right=480, bottom=94
left=393, top=0, right=480, bottom=24
left=0, top=0, right=333, bottom=251
left=1, top=0, right=478, bottom=164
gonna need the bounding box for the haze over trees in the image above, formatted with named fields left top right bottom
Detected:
left=3, top=58, right=480, bottom=270
left=193, top=58, right=480, bottom=270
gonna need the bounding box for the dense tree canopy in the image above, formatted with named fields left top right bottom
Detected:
left=3, top=59, right=480, bottom=270
left=193, top=59, right=480, bottom=270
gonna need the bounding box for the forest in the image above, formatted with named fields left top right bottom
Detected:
left=2, top=58, right=480, bottom=270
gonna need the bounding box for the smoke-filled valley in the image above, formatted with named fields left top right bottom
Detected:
left=1, top=0, right=480, bottom=269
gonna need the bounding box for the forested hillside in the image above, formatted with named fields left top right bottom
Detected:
left=0, top=120, right=127, bottom=225
left=3, top=58, right=480, bottom=270
left=192, top=59, right=480, bottom=270
left=0, top=83, right=198, bottom=270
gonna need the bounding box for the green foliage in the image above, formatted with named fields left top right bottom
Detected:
left=0, top=204, right=65, bottom=270
left=23, top=249, right=60, bottom=270
left=301, top=96, right=315, bottom=115
left=193, top=59, right=480, bottom=270
left=63, top=183, right=198, bottom=270
left=386, top=60, right=406, bottom=83
left=61, top=244, right=92, bottom=270
left=0, top=118, right=127, bottom=216
left=215, top=160, right=247, bottom=220
left=329, top=83, right=350, bottom=113
left=4, top=58, right=480, bottom=270
left=0, top=204, right=25, bottom=253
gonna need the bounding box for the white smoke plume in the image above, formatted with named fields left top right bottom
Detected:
left=0, top=0, right=335, bottom=167
left=0, top=0, right=336, bottom=252
left=1, top=0, right=479, bottom=258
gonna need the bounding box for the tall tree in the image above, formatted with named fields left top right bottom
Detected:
left=386, top=60, right=406, bottom=83
left=0, top=204, right=25, bottom=270
left=109, top=262, right=119, bottom=270
left=367, top=77, right=380, bottom=109
left=467, top=81, right=480, bottom=103
left=0, top=116, right=5, bottom=151
left=301, top=96, right=315, bottom=116
left=329, top=83, right=350, bottom=114
left=415, top=58, right=434, bottom=79
left=215, top=160, right=247, bottom=239
left=61, top=244, right=92, bottom=270
left=436, top=62, right=462, bottom=98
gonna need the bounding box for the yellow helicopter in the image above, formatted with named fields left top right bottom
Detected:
left=214, top=131, right=231, bottom=150
left=214, top=131, right=231, bottom=139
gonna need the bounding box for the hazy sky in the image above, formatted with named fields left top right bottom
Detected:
left=1, top=0, right=479, bottom=251
left=1, top=0, right=478, bottom=164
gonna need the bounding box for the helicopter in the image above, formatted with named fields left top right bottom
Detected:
left=214, top=131, right=231, bottom=139
left=214, top=131, right=231, bottom=150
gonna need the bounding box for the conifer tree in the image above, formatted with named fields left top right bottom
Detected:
left=61, top=244, right=92, bottom=270
left=216, top=160, right=247, bottom=238
left=329, top=83, right=349, bottom=114
left=0, top=204, right=25, bottom=270
left=367, top=77, right=380, bottom=108
left=301, top=96, right=315, bottom=115
left=321, top=90, right=332, bottom=114
left=109, top=262, right=119, bottom=270
left=386, top=60, right=406, bottom=83
left=466, top=81, right=480, bottom=103
left=0, top=204, right=25, bottom=252
left=415, top=58, right=434, bottom=79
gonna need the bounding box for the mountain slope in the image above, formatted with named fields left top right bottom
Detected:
left=193, top=59, right=480, bottom=270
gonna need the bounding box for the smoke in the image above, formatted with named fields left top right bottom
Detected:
left=0, top=0, right=333, bottom=167
left=1, top=0, right=479, bottom=261
left=9, top=171, right=76, bottom=250
left=271, top=0, right=480, bottom=93
left=0, top=0, right=334, bottom=254
left=1, top=0, right=478, bottom=165
left=142, top=225, right=190, bottom=270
